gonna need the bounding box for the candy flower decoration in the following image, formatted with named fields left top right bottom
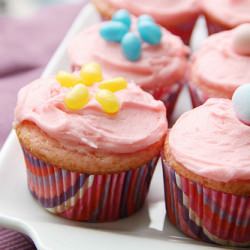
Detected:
left=100, top=21, right=129, bottom=42
left=100, top=9, right=162, bottom=61
left=232, top=84, right=250, bottom=125
left=138, top=15, right=155, bottom=24
left=99, top=77, right=128, bottom=92
left=95, top=89, right=120, bottom=114
left=112, top=9, right=131, bottom=29
left=80, top=62, right=103, bottom=86
left=232, top=24, right=250, bottom=56
left=64, top=84, right=89, bottom=110
left=121, top=33, right=142, bottom=61
left=56, top=63, right=128, bottom=114
left=56, top=71, right=82, bottom=87
left=138, top=21, right=162, bottom=45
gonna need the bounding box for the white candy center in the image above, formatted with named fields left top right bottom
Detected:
left=233, top=24, right=250, bottom=56
left=232, top=84, right=250, bottom=125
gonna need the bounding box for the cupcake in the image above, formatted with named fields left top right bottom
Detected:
left=162, top=96, right=250, bottom=246
left=68, top=12, right=189, bottom=119
left=201, top=0, right=250, bottom=35
left=14, top=63, right=167, bottom=222
left=92, top=0, right=200, bottom=44
left=189, top=24, right=250, bottom=108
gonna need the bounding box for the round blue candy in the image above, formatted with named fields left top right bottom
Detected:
left=138, top=14, right=155, bottom=24
left=138, top=21, right=162, bottom=45
left=112, top=9, right=131, bottom=29
left=232, top=84, right=250, bottom=125
left=121, top=32, right=141, bottom=61
left=100, top=21, right=128, bottom=42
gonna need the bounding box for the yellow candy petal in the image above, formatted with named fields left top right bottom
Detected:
left=99, top=77, right=128, bottom=92
left=95, top=89, right=120, bottom=114
left=56, top=71, right=82, bottom=88
left=80, top=62, right=103, bottom=86
left=64, top=84, right=89, bottom=110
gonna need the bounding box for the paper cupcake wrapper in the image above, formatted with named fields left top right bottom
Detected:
left=21, top=146, right=158, bottom=222
left=188, top=84, right=208, bottom=108
left=166, top=15, right=198, bottom=45
left=204, top=14, right=229, bottom=35
left=155, top=83, right=183, bottom=120
left=161, top=157, right=250, bottom=247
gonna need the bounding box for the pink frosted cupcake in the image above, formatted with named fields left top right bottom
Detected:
left=68, top=15, right=189, bottom=119
left=201, top=0, right=250, bottom=35
left=189, top=24, right=250, bottom=108
left=92, top=0, right=200, bottom=44
left=14, top=65, right=167, bottom=222
left=162, top=97, right=250, bottom=246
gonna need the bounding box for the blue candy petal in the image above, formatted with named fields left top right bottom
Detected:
left=121, top=32, right=141, bottom=61
left=138, top=14, right=155, bottom=24
left=100, top=21, right=128, bottom=42
left=112, top=9, right=131, bottom=29
left=138, top=21, right=162, bottom=45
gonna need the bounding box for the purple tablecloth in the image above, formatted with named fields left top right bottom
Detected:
left=0, top=1, right=87, bottom=249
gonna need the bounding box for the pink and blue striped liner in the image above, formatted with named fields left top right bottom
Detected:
left=21, top=146, right=158, bottom=222
left=155, top=83, right=183, bottom=120
left=204, top=15, right=230, bottom=35
left=162, top=157, right=250, bottom=247
left=166, top=15, right=199, bottom=45
left=188, top=84, right=208, bottom=108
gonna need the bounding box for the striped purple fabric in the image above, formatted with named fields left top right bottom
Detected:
left=0, top=1, right=86, bottom=249
left=0, top=228, right=36, bottom=250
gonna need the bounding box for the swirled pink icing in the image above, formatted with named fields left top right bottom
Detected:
left=14, top=78, right=167, bottom=154
left=105, top=0, right=199, bottom=23
left=169, top=98, right=250, bottom=182
left=201, top=0, right=250, bottom=27
left=191, top=28, right=250, bottom=96
left=68, top=22, right=189, bottom=93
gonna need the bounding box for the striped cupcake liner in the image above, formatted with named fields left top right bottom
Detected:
left=21, top=146, right=158, bottom=222
left=188, top=84, right=208, bottom=108
left=166, top=15, right=199, bottom=45
left=162, top=157, right=250, bottom=247
left=204, top=15, right=229, bottom=35
left=156, top=83, right=183, bottom=120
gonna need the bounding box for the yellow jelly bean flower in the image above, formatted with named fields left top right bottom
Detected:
left=64, top=84, right=89, bottom=110
left=56, top=71, right=82, bottom=87
left=99, top=77, right=128, bottom=92
left=80, top=62, right=103, bottom=86
left=95, top=89, right=120, bottom=114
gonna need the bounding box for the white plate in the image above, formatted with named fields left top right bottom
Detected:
left=0, top=4, right=226, bottom=250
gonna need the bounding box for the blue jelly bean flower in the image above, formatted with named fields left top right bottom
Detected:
left=138, top=21, right=162, bottom=45
left=100, top=21, right=128, bottom=42
left=99, top=11, right=162, bottom=61
left=112, top=9, right=131, bottom=29
left=121, top=32, right=142, bottom=61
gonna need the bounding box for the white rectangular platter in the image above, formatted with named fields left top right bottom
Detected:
left=0, top=3, right=228, bottom=250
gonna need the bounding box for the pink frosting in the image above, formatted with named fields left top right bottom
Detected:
left=201, top=0, right=250, bottom=27
left=106, top=0, right=199, bottom=23
left=68, top=22, right=189, bottom=94
left=169, top=98, right=250, bottom=182
left=15, top=78, right=167, bottom=154
left=191, top=28, right=250, bottom=96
